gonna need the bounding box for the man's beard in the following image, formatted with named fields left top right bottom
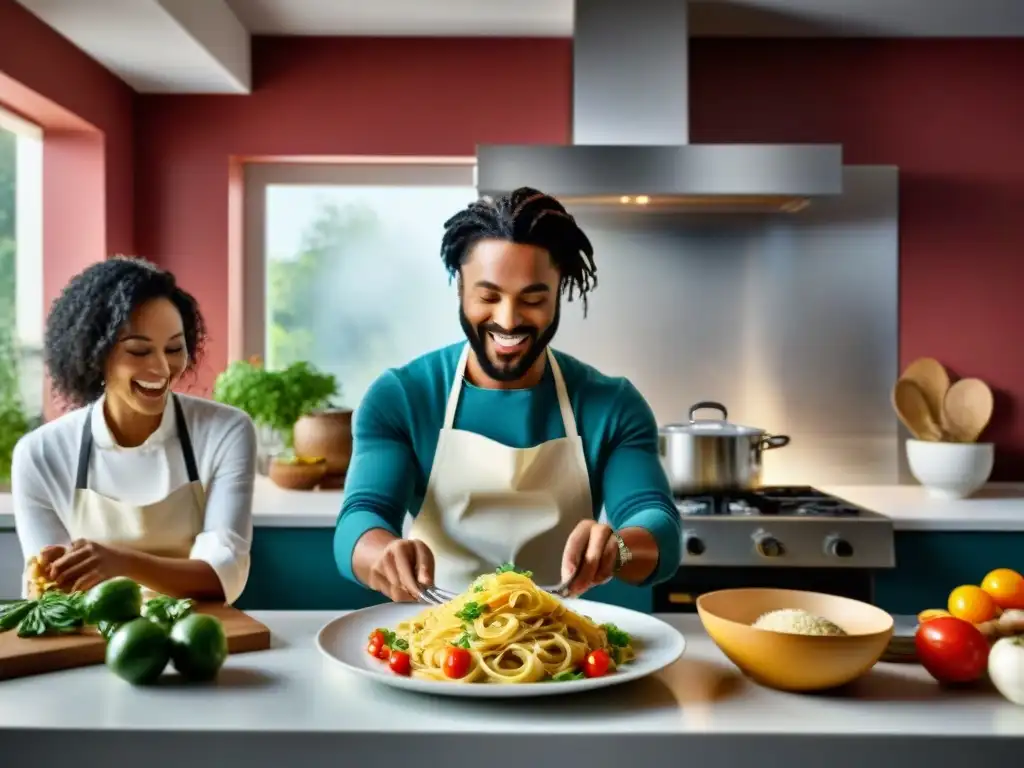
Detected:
left=459, top=303, right=560, bottom=383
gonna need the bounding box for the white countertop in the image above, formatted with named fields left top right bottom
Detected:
left=1, top=613, right=1021, bottom=766
left=3, top=478, right=1024, bottom=532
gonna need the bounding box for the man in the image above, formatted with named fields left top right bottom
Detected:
left=334, top=187, right=681, bottom=602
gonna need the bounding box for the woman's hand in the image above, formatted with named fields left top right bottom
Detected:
left=48, top=539, right=127, bottom=593
left=561, top=520, right=618, bottom=596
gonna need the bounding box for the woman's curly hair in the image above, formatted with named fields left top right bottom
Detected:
left=44, top=256, right=207, bottom=408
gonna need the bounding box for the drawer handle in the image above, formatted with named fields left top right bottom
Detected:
left=668, top=593, right=695, bottom=604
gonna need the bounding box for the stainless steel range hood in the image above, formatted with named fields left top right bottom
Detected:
left=475, top=0, right=842, bottom=212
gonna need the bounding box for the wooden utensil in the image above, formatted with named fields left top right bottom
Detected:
left=901, top=358, right=951, bottom=431
left=892, top=379, right=945, bottom=441
left=943, top=378, right=994, bottom=443
left=0, top=602, right=271, bottom=681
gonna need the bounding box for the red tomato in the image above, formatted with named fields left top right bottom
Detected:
left=443, top=647, right=472, bottom=679
left=389, top=650, right=411, bottom=676
left=583, top=649, right=611, bottom=678
left=377, top=645, right=392, bottom=660
left=366, top=641, right=381, bottom=657
left=915, top=616, right=990, bottom=684
left=368, top=630, right=386, bottom=648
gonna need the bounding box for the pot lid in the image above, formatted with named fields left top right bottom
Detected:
left=660, top=401, right=766, bottom=437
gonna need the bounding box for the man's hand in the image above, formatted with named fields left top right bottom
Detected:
left=49, top=539, right=127, bottom=593
left=367, top=539, right=435, bottom=603
left=561, top=520, right=618, bottom=596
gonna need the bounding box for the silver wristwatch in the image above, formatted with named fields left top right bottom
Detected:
left=612, top=533, right=632, bottom=572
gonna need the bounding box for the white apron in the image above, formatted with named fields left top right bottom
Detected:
left=407, top=344, right=594, bottom=593
left=57, top=395, right=206, bottom=591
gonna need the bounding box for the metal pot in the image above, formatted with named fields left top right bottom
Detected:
left=658, top=401, right=790, bottom=494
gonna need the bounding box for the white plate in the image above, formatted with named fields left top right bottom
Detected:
left=315, top=598, right=686, bottom=698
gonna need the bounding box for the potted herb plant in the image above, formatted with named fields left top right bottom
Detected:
left=212, top=358, right=339, bottom=489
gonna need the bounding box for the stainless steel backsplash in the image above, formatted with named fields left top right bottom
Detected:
left=553, top=167, right=900, bottom=486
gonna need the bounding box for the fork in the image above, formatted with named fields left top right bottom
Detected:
left=418, top=568, right=579, bottom=606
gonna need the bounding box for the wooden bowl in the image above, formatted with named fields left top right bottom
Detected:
left=696, top=588, right=894, bottom=692
left=268, top=456, right=327, bottom=491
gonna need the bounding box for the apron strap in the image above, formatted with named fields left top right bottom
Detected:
left=75, top=408, right=94, bottom=490
left=442, top=344, right=579, bottom=438
left=442, top=343, right=472, bottom=429
left=75, top=396, right=200, bottom=489
left=546, top=349, right=580, bottom=439
left=171, top=395, right=201, bottom=484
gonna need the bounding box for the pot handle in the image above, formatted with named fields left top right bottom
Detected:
left=688, top=401, right=728, bottom=423
left=761, top=435, right=791, bottom=450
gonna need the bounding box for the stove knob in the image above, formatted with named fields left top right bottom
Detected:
left=753, top=531, right=785, bottom=558
left=683, top=533, right=706, bottom=556
left=825, top=535, right=854, bottom=558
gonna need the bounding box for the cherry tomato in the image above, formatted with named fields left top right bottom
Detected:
left=368, top=630, right=386, bottom=647
left=367, top=641, right=381, bottom=657
left=583, top=648, right=611, bottom=678
left=443, top=647, right=472, bottom=679
left=377, top=645, right=392, bottom=660
left=915, top=616, right=990, bottom=684
left=389, top=650, right=411, bottom=676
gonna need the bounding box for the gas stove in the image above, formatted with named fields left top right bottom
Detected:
left=673, top=486, right=895, bottom=569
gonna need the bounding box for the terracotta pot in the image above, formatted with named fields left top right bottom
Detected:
left=269, top=456, right=327, bottom=491
left=292, top=408, right=353, bottom=489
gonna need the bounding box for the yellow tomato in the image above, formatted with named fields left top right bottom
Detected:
left=981, top=568, right=1024, bottom=610
left=947, top=585, right=998, bottom=624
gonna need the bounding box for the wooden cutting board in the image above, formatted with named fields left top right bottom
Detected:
left=0, top=602, right=271, bottom=681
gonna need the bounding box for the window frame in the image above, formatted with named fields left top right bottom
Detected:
left=0, top=104, right=44, bottom=416
left=236, top=157, right=477, bottom=364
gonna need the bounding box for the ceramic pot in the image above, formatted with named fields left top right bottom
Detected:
left=292, top=408, right=353, bottom=489
left=269, top=456, right=327, bottom=491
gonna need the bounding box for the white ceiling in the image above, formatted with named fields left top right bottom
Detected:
left=16, top=0, right=1024, bottom=94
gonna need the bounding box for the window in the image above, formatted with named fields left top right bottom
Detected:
left=242, top=160, right=476, bottom=408
left=0, top=106, right=44, bottom=482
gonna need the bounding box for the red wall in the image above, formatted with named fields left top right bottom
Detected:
left=0, top=0, right=135, bottom=417
left=138, top=37, right=1024, bottom=480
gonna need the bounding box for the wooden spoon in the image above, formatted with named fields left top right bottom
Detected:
left=892, top=379, right=945, bottom=441
left=901, top=358, right=951, bottom=431
left=943, top=378, right=994, bottom=443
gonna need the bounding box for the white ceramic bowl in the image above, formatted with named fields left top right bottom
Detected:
left=906, top=439, right=994, bottom=499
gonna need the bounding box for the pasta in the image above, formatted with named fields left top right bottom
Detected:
left=26, top=555, right=57, bottom=598
left=375, top=566, right=635, bottom=684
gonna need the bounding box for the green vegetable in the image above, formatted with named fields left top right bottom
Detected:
left=106, top=618, right=171, bottom=685
left=601, top=623, right=631, bottom=648
left=454, top=601, right=485, bottom=622
left=169, top=614, right=229, bottom=682
left=97, top=620, right=123, bottom=641
left=0, top=600, right=34, bottom=631
left=1, top=591, right=87, bottom=637
left=550, top=669, right=585, bottom=682
left=495, top=563, right=533, bottom=578
left=142, top=595, right=195, bottom=629
left=83, top=577, right=143, bottom=624
left=373, top=627, right=409, bottom=651
left=453, top=631, right=475, bottom=649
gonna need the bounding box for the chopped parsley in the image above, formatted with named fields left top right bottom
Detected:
left=374, top=627, right=409, bottom=651
left=473, top=584, right=485, bottom=593
left=454, top=601, right=485, bottom=622
left=550, top=669, right=585, bottom=682
left=453, top=631, right=475, bottom=649
left=495, top=563, right=533, bottom=578
left=601, top=623, right=631, bottom=648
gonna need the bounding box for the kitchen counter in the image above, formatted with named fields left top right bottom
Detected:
left=4, top=478, right=1024, bottom=532
left=1, top=613, right=1021, bottom=767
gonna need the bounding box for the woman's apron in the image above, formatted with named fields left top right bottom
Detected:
left=67, top=394, right=205, bottom=566
left=407, top=343, right=594, bottom=592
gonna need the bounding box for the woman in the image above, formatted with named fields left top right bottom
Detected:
left=11, top=256, right=257, bottom=604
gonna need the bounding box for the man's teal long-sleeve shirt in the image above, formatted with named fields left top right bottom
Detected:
left=333, top=342, right=681, bottom=587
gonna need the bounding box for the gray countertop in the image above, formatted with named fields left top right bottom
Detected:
left=2, top=613, right=1022, bottom=767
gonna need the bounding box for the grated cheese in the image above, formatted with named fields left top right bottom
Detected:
left=752, top=608, right=847, bottom=636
